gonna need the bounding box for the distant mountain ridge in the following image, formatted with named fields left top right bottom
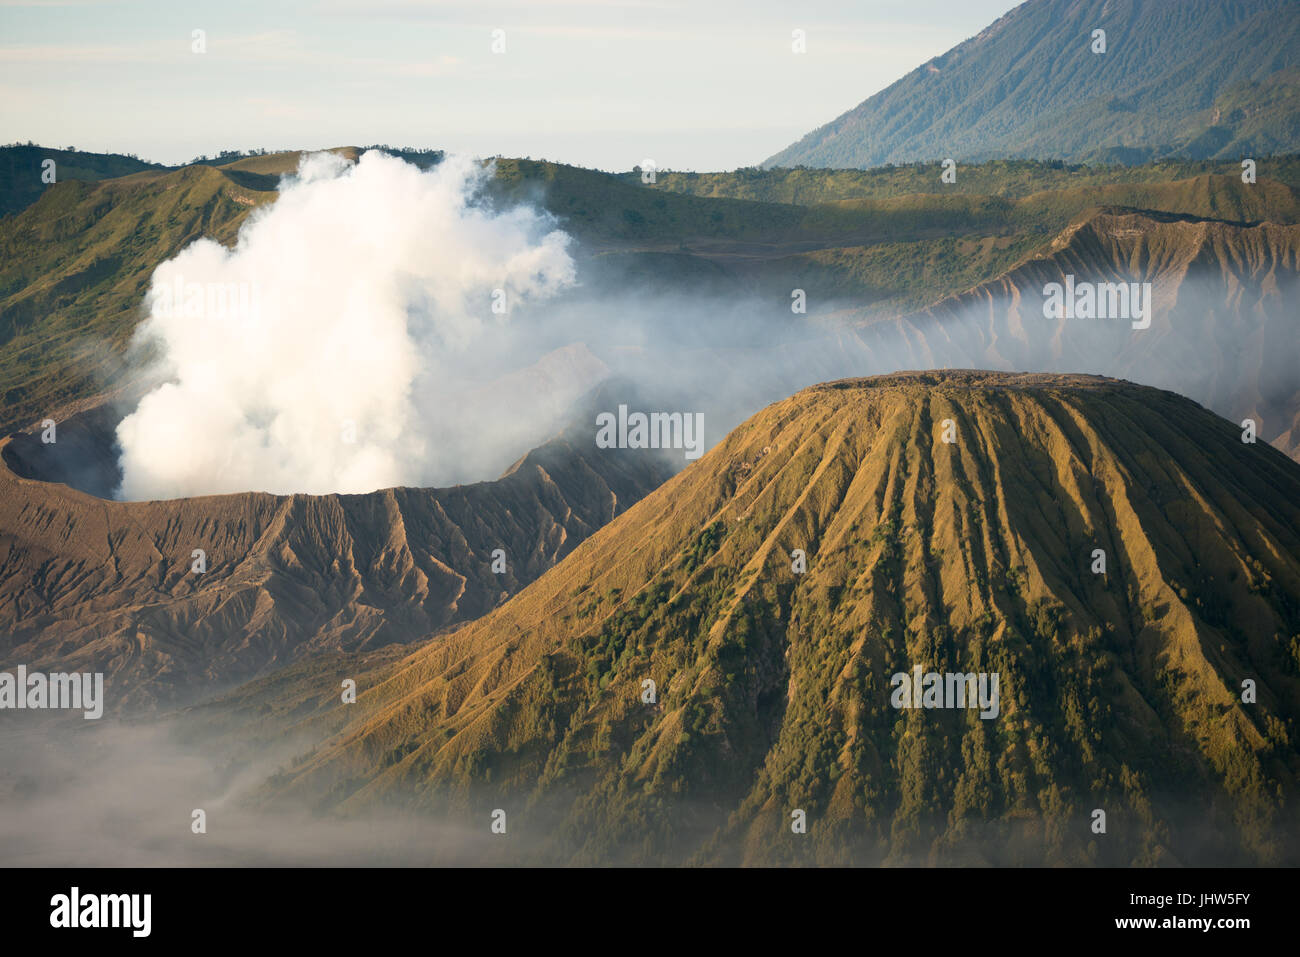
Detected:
left=840, top=205, right=1300, bottom=459
left=766, top=0, right=1300, bottom=169
left=0, top=144, right=162, bottom=217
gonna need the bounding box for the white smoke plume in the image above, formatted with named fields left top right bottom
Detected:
left=115, top=150, right=579, bottom=500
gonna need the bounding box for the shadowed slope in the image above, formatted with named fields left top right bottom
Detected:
left=765, top=0, right=1300, bottom=168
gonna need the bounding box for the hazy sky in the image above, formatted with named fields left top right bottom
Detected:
left=1, top=0, right=1021, bottom=171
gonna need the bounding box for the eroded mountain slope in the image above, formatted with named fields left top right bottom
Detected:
left=263, top=372, right=1300, bottom=866
left=0, top=418, right=670, bottom=709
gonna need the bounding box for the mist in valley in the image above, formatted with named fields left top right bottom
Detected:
left=0, top=715, right=514, bottom=867
left=0, top=707, right=1280, bottom=867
